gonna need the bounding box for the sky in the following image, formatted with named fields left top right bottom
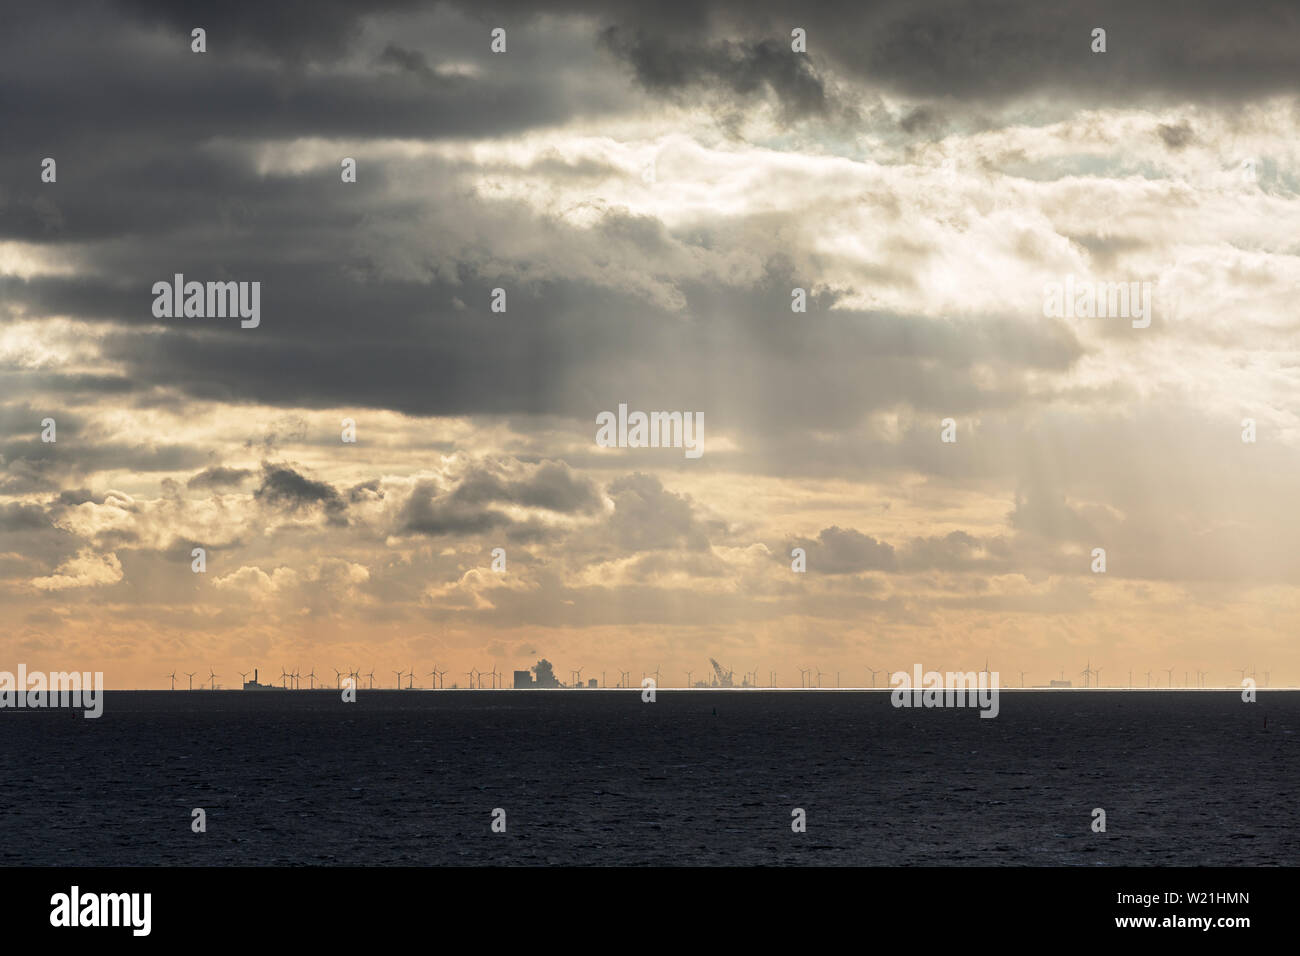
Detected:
left=2, top=1, right=1298, bottom=689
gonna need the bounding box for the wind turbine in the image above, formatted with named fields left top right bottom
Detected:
left=1164, top=667, right=1175, bottom=687
left=654, top=665, right=662, bottom=687
left=407, top=665, right=415, bottom=690
left=292, top=667, right=301, bottom=690
left=435, top=667, right=447, bottom=688
left=866, top=666, right=882, bottom=688
left=465, top=669, right=477, bottom=689
left=333, top=667, right=343, bottom=689
left=428, top=668, right=438, bottom=689
left=350, top=667, right=361, bottom=690
left=186, top=671, right=196, bottom=691
left=685, top=670, right=693, bottom=688
left=815, top=668, right=824, bottom=688
left=280, top=667, right=290, bottom=689
left=799, top=667, right=810, bottom=688
left=1093, top=667, right=1103, bottom=687
left=362, top=668, right=372, bottom=689
left=208, top=667, right=219, bottom=690
left=620, top=669, right=631, bottom=688
left=239, top=670, right=250, bottom=686
left=1080, top=660, right=1093, bottom=688
left=167, top=670, right=177, bottom=690
left=1019, top=671, right=1028, bottom=688
left=305, top=667, right=318, bottom=690
left=394, top=668, right=404, bottom=689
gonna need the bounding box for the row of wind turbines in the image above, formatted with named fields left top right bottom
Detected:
left=162, top=665, right=499, bottom=690
left=163, top=668, right=222, bottom=690
left=161, top=662, right=1276, bottom=690
left=1077, top=661, right=1270, bottom=688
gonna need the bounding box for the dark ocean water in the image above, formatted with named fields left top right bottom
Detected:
left=1, top=690, right=1295, bottom=866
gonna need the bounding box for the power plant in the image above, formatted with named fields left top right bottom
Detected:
left=242, top=668, right=282, bottom=691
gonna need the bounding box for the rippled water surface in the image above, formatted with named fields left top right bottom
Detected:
left=1, top=690, right=1295, bottom=865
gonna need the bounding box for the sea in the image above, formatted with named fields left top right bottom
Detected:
left=1, top=690, right=1295, bottom=866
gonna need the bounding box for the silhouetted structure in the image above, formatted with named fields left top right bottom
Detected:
left=530, top=659, right=562, bottom=688
left=243, top=668, right=281, bottom=690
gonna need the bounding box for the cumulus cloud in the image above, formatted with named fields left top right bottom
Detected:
left=30, top=549, right=123, bottom=590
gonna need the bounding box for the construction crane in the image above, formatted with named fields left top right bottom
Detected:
left=708, top=658, right=735, bottom=688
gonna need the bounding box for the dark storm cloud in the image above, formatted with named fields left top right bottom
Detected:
left=118, top=0, right=425, bottom=63
left=0, top=0, right=1291, bottom=212
left=0, top=439, right=210, bottom=495
left=788, top=527, right=1026, bottom=576
left=254, top=462, right=346, bottom=519
left=397, top=462, right=598, bottom=539
left=55, top=488, right=96, bottom=506
left=0, top=0, right=632, bottom=184
left=1157, top=121, right=1195, bottom=149
left=11, top=254, right=1081, bottom=453
left=0, top=151, right=379, bottom=243
left=0, top=403, right=84, bottom=441
left=0, top=0, right=1226, bottom=485
left=348, top=478, right=384, bottom=503
left=897, top=531, right=1014, bottom=573
left=582, top=0, right=1300, bottom=105
left=399, top=480, right=512, bottom=537
left=187, top=465, right=254, bottom=489
left=376, top=43, right=436, bottom=76
left=451, top=461, right=600, bottom=513
left=0, top=372, right=139, bottom=397
left=604, top=473, right=712, bottom=552
left=790, top=526, right=897, bottom=575
left=599, top=27, right=829, bottom=120
left=0, top=502, right=51, bottom=532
